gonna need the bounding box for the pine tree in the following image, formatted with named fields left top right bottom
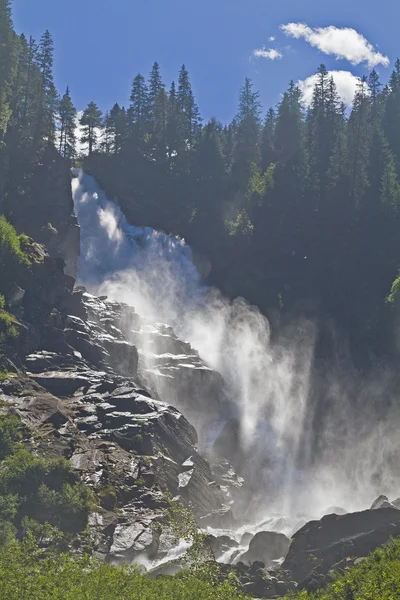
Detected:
left=274, top=81, right=303, bottom=163
left=22, top=36, right=38, bottom=125
left=151, top=87, right=169, bottom=161
left=177, top=65, right=201, bottom=149
left=129, top=73, right=149, bottom=150
left=148, top=62, right=164, bottom=113
left=384, top=59, right=400, bottom=174
left=233, top=77, right=262, bottom=188
left=166, top=80, right=182, bottom=163
left=80, top=101, right=102, bottom=155
left=101, top=111, right=113, bottom=154
left=8, top=34, right=28, bottom=125
left=347, top=76, right=371, bottom=205
left=261, top=108, right=276, bottom=171
left=36, top=30, right=58, bottom=146
left=307, top=66, right=343, bottom=205
left=191, top=118, right=227, bottom=248
left=58, top=86, right=76, bottom=160
left=0, top=0, right=15, bottom=137
left=103, top=103, right=127, bottom=154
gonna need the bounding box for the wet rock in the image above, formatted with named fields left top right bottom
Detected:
left=136, top=323, right=231, bottom=444
left=370, top=495, right=396, bottom=510
left=239, top=531, right=290, bottom=566
left=206, top=535, right=238, bottom=559
left=199, top=506, right=235, bottom=528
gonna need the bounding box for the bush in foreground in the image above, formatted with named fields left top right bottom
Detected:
left=0, top=535, right=244, bottom=600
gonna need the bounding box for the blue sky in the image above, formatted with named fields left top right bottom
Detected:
left=12, top=0, right=400, bottom=122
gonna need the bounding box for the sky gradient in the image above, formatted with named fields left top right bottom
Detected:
left=12, top=0, right=400, bottom=121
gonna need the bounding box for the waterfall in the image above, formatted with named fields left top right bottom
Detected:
left=71, top=168, right=400, bottom=524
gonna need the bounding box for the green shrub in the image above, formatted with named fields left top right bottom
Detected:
left=0, top=414, right=22, bottom=460
left=0, top=449, right=94, bottom=534
left=0, top=535, right=245, bottom=600
left=0, top=215, right=29, bottom=270
left=225, top=209, right=254, bottom=237
left=0, top=216, right=32, bottom=299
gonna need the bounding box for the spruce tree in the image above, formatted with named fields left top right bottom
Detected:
left=36, top=30, right=58, bottom=146
left=177, top=65, right=201, bottom=149
left=191, top=118, right=227, bottom=248
left=148, top=62, right=164, bottom=113
left=274, top=81, right=303, bottom=164
left=0, top=0, right=15, bottom=137
left=58, top=86, right=76, bottom=160
left=166, top=80, right=182, bottom=163
left=151, top=87, right=169, bottom=161
left=103, top=103, right=127, bottom=154
left=129, top=73, right=149, bottom=150
left=233, top=77, right=262, bottom=188
left=80, top=101, right=102, bottom=155
left=384, top=59, right=400, bottom=174
left=261, top=108, right=276, bottom=171
left=347, top=76, right=371, bottom=205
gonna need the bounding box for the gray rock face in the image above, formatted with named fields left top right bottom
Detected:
left=239, top=531, right=290, bottom=566
left=130, top=322, right=231, bottom=445
left=0, top=289, right=233, bottom=563
left=282, top=507, right=400, bottom=585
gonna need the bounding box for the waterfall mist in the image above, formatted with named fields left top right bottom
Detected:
left=71, top=169, right=400, bottom=527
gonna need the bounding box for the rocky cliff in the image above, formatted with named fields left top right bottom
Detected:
left=0, top=269, right=237, bottom=564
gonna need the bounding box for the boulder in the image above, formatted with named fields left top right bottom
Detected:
left=282, top=507, right=400, bottom=584
left=239, top=531, right=290, bottom=566
left=370, top=495, right=397, bottom=510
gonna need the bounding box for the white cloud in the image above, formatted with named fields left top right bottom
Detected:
left=268, top=35, right=276, bottom=42
left=281, top=22, right=389, bottom=68
left=253, top=47, right=283, bottom=60
left=298, top=70, right=364, bottom=107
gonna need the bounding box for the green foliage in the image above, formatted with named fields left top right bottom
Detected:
left=387, top=272, right=400, bottom=306
left=0, top=448, right=94, bottom=534
left=285, top=539, right=400, bottom=600
left=0, top=535, right=244, bottom=600
left=80, top=101, right=103, bottom=155
left=58, top=86, right=77, bottom=160
left=0, top=215, right=29, bottom=270
left=226, top=209, right=254, bottom=237
left=166, top=496, right=214, bottom=566
left=0, top=293, right=19, bottom=364
left=0, top=413, right=22, bottom=460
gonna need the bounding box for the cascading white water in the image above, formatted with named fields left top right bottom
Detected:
left=71, top=168, right=400, bottom=527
